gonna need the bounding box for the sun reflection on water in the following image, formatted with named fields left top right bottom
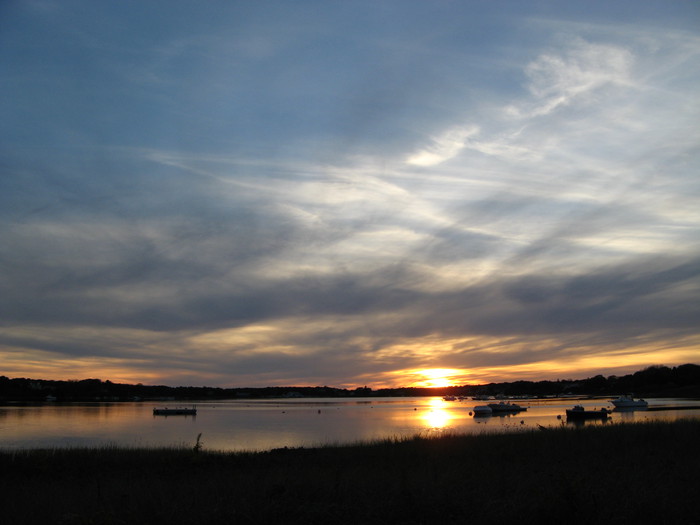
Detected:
left=422, top=398, right=452, bottom=429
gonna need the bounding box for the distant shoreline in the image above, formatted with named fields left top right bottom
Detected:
left=3, top=420, right=699, bottom=524
left=3, top=391, right=700, bottom=405
left=2, top=363, right=699, bottom=402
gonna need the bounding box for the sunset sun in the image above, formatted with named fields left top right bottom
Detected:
left=415, top=368, right=462, bottom=388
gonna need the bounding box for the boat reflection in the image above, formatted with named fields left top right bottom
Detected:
left=612, top=406, right=648, bottom=413
left=566, top=417, right=612, bottom=428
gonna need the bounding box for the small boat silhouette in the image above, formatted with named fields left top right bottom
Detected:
left=565, top=405, right=610, bottom=420
left=153, top=407, right=197, bottom=416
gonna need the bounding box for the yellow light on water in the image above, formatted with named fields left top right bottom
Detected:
left=422, top=397, right=452, bottom=428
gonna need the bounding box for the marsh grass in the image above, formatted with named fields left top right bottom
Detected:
left=1, top=420, right=698, bottom=524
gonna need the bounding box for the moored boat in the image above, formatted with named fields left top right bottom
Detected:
left=611, top=395, right=648, bottom=409
left=153, top=407, right=197, bottom=416
left=487, top=401, right=527, bottom=413
left=565, top=405, right=610, bottom=420
left=473, top=405, right=493, bottom=416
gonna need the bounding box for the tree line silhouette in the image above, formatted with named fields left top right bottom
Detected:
left=1, top=364, right=698, bottom=401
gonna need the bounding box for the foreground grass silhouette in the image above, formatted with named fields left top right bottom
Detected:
left=2, top=420, right=698, bottom=524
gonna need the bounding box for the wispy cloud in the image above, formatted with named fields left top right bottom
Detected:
left=406, top=125, right=480, bottom=166
left=507, top=38, right=634, bottom=118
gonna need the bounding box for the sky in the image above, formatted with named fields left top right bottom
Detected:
left=1, top=1, right=699, bottom=388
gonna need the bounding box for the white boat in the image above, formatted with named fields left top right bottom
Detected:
left=487, top=401, right=527, bottom=413
left=473, top=405, right=493, bottom=416
left=442, top=395, right=457, bottom=401
left=611, top=395, right=648, bottom=408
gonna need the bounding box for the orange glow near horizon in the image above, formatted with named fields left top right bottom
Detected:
left=2, top=329, right=699, bottom=388
left=403, top=368, right=466, bottom=388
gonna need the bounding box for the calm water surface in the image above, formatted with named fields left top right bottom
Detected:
left=1, top=397, right=698, bottom=452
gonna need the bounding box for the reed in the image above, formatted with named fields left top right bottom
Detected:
left=1, top=419, right=698, bottom=524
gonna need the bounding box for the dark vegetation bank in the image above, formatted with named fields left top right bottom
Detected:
left=1, top=420, right=698, bottom=524
left=1, top=363, right=699, bottom=402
